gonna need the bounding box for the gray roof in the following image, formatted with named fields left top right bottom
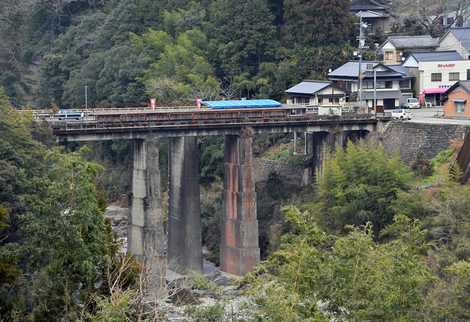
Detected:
left=387, top=64, right=411, bottom=76
left=448, top=27, right=470, bottom=51
left=386, top=35, right=439, bottom=49
left=329, top=61, right=376, bottom=78
left=285, top=80, right=331, bottom=95
left=456, top=80, right=470, bottom=93
left=445, top=80, right=470, bottom=96
left=409, top=50, right=463, bottom=62
left=356, top=10, right=389, bottom=19
left=351, top=0, right=389, bottom=11
left=328, top=61, right=406, bottom=79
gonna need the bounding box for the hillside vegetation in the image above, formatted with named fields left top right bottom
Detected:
left=1, top=0, right=357, bottom=107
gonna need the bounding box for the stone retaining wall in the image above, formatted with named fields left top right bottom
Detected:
left=380, top=121, right=469, bottom=164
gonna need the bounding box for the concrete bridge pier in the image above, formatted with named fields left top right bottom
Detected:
left=221, top=128, right=260, bottom=275
left=302, top=132, right=331, bottom=185
left=129, top=139, right=166, bottom=298
left=168, top=136, right=203, bottom=274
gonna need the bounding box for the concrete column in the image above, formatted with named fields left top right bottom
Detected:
left=168, top=136, right=202, bottom=274
left=129, top=139, right=166, bottom=298
left=302, top=133, right=315, bottom=186
left=144, top=139, right=166, bottom=298
left=129, top=140, right=146, bottom=258
left=221, top=128, right=260, bottom=276
left=313, top=132, right=330, bottom=182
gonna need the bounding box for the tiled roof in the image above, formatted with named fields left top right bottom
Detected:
left=458, top=80, right=470, bottom=93
left=285, top=80, right=331, bottom=95
left=409, top=51, right=463, bottom=62
left=386, top=35, right=439, bottom=49
left=449, top=27, right=470, bottom=51
left=356, top=10, right=389, bottom=19
left=328, top=62, right=406, bottom=79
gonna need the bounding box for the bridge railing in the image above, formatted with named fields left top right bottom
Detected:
left=45, top=111, right=381, bottom=134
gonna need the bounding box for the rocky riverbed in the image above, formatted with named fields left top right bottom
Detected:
left=104, top=205, right=256, bottom=321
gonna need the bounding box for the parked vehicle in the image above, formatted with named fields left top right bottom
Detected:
left=403, top=98, right=420, bottom=109
left=56, top=110, right=83, bottom=120
left=391, top=109, right=412, bottom=120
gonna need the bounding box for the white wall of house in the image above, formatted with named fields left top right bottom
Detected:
left=438, top=33, right=470, bottom=59
left=415, top=60, right=470, bottom=93
left=287, top=86, right=345, bottom=106
left=382, top=41, right=401, bottom=65
left=351, top=79, right=401, bottom=92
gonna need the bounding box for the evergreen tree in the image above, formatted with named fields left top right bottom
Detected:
left=282, top=0, right=355, bottom=47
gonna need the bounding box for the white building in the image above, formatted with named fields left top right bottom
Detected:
left=403, top=51, right=470, bottom=105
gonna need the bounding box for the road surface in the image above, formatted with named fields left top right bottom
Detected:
left=405, top=107, right=470, bottom=126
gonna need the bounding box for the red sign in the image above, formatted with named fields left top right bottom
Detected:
left=437, top=64, right=455, bottom=68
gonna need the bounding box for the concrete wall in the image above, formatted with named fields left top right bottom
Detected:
left=381, top=121, right=469, bottom=164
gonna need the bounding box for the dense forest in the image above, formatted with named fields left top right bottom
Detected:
left=0, top=0, right=357, bottom=107
left=1, top=0, right=470, bottom=321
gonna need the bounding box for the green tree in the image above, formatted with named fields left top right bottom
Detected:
left=251, top=207, right=434, bottom=321
left=207, top=0, right=277, bottom=80
left=318, top=142, right=412, bottom=238
left=136, top=28, right=220, bottom=103
left=0, top=87, right=113, bottom=320
left=282, top=0, right=355, bottom=47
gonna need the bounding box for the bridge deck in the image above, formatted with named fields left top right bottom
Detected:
left=33, top=107, right=388, bottom=141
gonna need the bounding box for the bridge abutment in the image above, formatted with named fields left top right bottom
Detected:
left=168, top=137, right=203, bottom=274
left=221, top=128, right=260, bottom=276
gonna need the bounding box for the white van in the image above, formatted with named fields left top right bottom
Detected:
left=391, top=109, right=412, bottom=120
left=403, top=98, right=420, bottom=109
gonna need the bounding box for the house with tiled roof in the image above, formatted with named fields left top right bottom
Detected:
left=350, top=0, right=393, bottom=35
left=443, top=81, right=470, bottom=118
left=379, top=35, right=440, bottom=65
left=328, top=61, right=414, bottom=109
left=438, top=27, right=470, bottom=60
left=285, top=80, right=345, bottom=107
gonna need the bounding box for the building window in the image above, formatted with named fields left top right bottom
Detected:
left=455, top=101, right=465, bottom=113
left=399, top=80, right=410, bottom=89
left=385, top=81, right=393, bottom=89
left=449, top=72, right=460, bottom=81
left=384, top=51, right=394, bottom=61
left=431, top=73, right=442, bottom=82
left=467, top=69, right=470, bottom=80
left=293, top=96, right=309, bottom=105
left=375, top=81, right=385, bottom=89
left=363, top=80, right=374, bottom=89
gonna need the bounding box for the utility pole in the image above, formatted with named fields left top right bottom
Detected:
left=358, top=15, right=367, bottom=106
left=373, top=68, right=377, bottom=113
left=85, top=84, right=88, bottom=111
